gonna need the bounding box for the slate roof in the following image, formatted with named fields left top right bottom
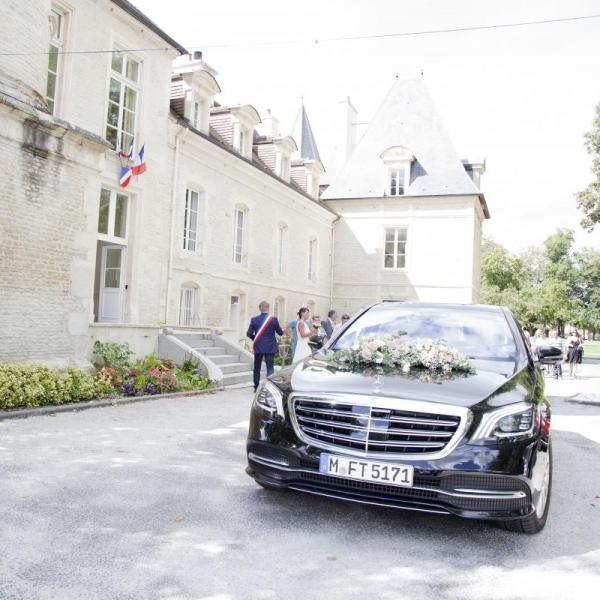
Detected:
left=321, top=79, right=480, bottom=200
left=300, top=105, right=322, bottom=162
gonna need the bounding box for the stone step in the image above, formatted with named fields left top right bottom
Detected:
left=207, top=354, right=246, bottom=365
left=219, top=362, right=252, bottom=375
left=197, top=346, right=227, bottom=356
left=220, top=371, right=254, bottom=386
left=189, top=340, right=215, bottom=348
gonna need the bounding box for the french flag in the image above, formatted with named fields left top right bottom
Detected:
left=119, top=136, right=135, bottom=159
left=131, top=144, right=147, bottom=176
left=119, top=165, right=132, bottom=188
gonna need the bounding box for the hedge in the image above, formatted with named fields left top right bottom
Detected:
left=0, top=364, right=114, bottom=410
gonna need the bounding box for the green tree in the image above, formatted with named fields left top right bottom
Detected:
left=576, top=102, right=600, bottom=231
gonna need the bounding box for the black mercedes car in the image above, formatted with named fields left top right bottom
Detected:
left=246, top=303, right=552, bottom=533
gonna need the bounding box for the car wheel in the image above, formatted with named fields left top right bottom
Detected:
left=499, top=441, right=552, bottom=534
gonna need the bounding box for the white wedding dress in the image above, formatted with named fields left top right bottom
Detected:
left=293, top=320, right=312, bottom=363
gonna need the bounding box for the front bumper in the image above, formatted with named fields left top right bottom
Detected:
left=246, top=436, right=543, bottom=521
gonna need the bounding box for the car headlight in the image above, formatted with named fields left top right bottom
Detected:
left=472, top=402, right=539, bottom=441
left=254, top=381, right=285, bottom=418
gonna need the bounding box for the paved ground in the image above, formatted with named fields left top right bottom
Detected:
left=1, top=366, right=599, bottom=600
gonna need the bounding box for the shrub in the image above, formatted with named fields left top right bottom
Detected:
left=121, top=355, right=213, bottom=396
left=0, top=364, right=115, bottom=410
left=92, top=341, right=133, bottom=378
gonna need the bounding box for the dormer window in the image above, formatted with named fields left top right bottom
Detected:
left=389, top=168, right=406, bottom=196
left=237, top=129, right=245, bottom=153
left=193, top=101, right=200, bottom=129
left=380, top=145, right=414, bottom=197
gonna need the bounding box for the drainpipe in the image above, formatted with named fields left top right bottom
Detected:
left=329, top=215, right=341, bottom=308
left=165, top=126, right=186, bottom=325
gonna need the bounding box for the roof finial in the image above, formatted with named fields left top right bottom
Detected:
left=394, top=72, right=399, bottom=79
left=420, top=68, right=424, bottom=78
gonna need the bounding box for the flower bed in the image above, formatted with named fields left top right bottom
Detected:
left=0, top=344, right=215, bottom=411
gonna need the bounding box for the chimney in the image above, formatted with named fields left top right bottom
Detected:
left=193, top=51, right=203, bottom=60
left=260, top=109, right=279, bottom=137
left=341, top=96, right=358, bottom=161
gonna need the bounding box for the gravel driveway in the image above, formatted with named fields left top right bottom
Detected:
left=0, top=381, right=599, bottom=600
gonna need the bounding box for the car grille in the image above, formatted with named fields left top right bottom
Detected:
left=292, top=396, right=463, bottom=457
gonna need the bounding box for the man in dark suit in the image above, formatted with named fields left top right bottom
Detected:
left=246, top=301, right=284, bottom=392
left=321, top=309, right=337, bottom=340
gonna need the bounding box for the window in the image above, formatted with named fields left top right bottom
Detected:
left=237, top=130, right=245, bottom=153
left=384, top=228, right=407, bottom=269
left=98, top=188, right=128, bottom=241
left=233, top=208, right=247, bottom=264
left=389, top=168, right=406, bottom=196
left=183, top=189, right=200, bottom=252
left=308, top=238, right=317, bottom=282
left=193, top=101, right=200, bottom=129
left=280, top=155, right=290, bottom=180
left=274, top=296, right=285, bottom=321
left=179, top=285, right=198, bottom=326
left=106, top=51, right=140, bottom=152
left=46, top=8, right=65, bottom=114
left=229, top=295, right=241, bottom=329
left=277, top=224, right=288, bottom=275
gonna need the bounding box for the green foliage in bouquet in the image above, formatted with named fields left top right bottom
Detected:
left=329, top=333, right=473, bottom=375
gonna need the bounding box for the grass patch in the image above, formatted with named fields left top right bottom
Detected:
left=584, top=340, right=600, bottom=359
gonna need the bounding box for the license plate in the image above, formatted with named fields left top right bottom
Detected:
left=319, top=453, right=414, bottom=487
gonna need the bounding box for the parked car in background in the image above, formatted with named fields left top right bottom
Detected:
left=246, top=303, right=552, bottom=533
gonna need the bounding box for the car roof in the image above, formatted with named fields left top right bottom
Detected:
left=373, top=302, right=507, bottom=313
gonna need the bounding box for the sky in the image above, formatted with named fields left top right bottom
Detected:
left=135, top=0, right=600, bottom=253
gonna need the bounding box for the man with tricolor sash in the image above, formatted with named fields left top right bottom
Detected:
left=246, top=301, right=284, bottom=392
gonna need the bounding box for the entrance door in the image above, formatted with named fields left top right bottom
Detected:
left=99, top=245, right=126, bottom=322
left=229, top=295, right=240, bottom=331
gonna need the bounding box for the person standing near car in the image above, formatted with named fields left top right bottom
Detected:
left=548, top=329, right=564, bottom=379
left=246, top=301, right=284, bottom=392
left=566, top=328, right=583, bottom=378
left=321, top=309, right=337, bottom=340
left=293, top=307, right=316, bottom=363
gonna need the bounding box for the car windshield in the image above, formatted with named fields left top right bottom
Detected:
left=332, top=306, right=518, bottom=361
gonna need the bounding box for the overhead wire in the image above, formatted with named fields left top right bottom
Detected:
left=0, top=13, right=598, bottom=56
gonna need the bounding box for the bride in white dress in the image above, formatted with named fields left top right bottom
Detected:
left=293, top=307, right=314, bottom=363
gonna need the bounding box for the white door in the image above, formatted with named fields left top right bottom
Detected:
left=229, top=295, right=240, bottom=331
left=99, top=245, right=126, bottom=322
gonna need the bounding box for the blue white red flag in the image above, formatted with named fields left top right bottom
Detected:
left=119, top=136, right=135, bottom=159
left=119, top=165, right=132, bottom=188
left=131, top=144, right=147, bottom=175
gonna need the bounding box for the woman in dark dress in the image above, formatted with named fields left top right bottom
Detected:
left=566, top=328, right=583, bottom=378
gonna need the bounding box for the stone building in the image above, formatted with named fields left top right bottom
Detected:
left=0, top=1, right=488, bottom=375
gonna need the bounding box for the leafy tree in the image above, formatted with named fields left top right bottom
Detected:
left=576, top=102, right=600, bottom=231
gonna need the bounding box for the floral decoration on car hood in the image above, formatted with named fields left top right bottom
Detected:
left=328, top=333, right=474, bottom=375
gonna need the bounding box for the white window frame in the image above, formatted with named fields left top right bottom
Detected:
left=389, top=166, right=408, bottom=196
left=97, top=187, right=129, bottom=244
left=179, top=285, right=198, bottom=326
left=183, top=188, right=201, bottom=252
left=192, top=101, right=200, bottom=129
left=308, top=237, right=318, bottom=282
left=383, top=227, right=408, bottom=270
left=233, top=207, right=248, bottom=265
left=46, top=7, right=66, bottom=114
left=105, top=49, right=140, bottom=153
left=277, top=223, right=288, bottom=276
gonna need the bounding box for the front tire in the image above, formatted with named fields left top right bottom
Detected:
left=499, top=442, right=552, bottom=534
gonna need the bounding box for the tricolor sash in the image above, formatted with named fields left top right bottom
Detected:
left=252, top=314, right=273, bottom=352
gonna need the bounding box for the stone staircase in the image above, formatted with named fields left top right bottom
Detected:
left=159, top=330, right=255, bottom=388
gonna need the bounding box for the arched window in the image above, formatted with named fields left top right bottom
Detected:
left=179, top=282, right=199, bottom=326
left=274, top=296, right=286, bottom=322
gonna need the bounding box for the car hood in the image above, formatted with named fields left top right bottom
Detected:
left=284, top=357, right=529, bottom=410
